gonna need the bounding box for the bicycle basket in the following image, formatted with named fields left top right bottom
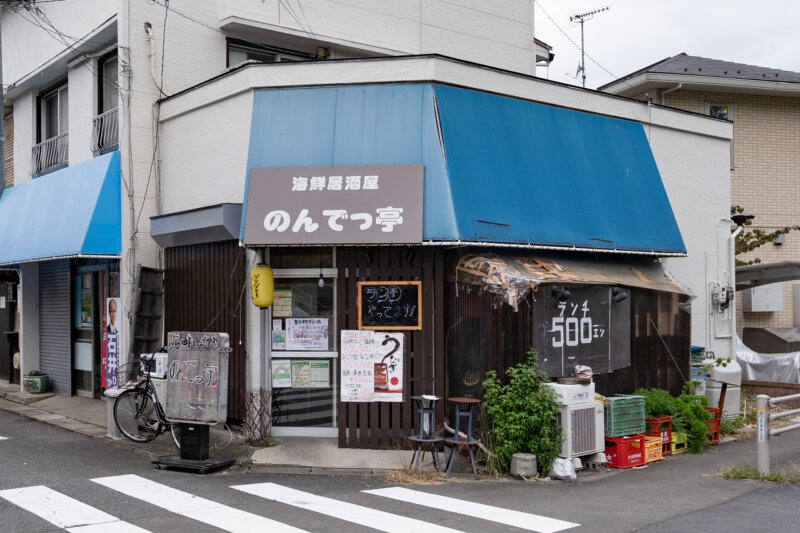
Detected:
left=116, top=362, right=142, bottom=388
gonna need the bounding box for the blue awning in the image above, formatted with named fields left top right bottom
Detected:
left=0, top=151, right=121, bottom=265
left=243, top=84, right=685, bottom=255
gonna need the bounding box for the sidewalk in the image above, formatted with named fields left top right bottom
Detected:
left=2, top=379, right=798, bottom=480
left=0, top=379, right=413, bottom=475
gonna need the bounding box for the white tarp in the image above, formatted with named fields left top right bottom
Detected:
left=736, top=336, right=800, bottom=383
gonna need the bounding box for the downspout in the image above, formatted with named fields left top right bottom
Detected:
left=144, top=22, right=170, bottom=98
left=729, top=223, right=743, bottom=359
left=661, top=83, right=682, bottom=105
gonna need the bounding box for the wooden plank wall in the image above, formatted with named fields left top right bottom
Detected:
left=594, top=290, right=690, bottom=397
left=742, top=380, right=800, bottom=408
left=337, top=246, right=444, bottom=449
left=164, top=241, right=247, bottom=422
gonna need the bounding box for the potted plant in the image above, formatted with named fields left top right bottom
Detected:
left=23, top=370, right=49, bottom=394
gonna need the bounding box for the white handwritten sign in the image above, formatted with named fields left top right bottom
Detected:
left=341, top=330, right=375, bottom=402
left=373, top=332, right=403, bottom=402
left=286, top=318, right=328, bottom=350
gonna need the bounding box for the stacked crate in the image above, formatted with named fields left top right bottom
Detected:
left=644, top=415, right=672, bottom=457
left=604, top=395, right=646, bottom=468
left=704, top=406, right=721, bottom=445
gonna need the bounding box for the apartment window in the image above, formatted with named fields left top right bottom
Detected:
left=707, top=103, right=734, bottom=169
left=99, top=54, right=118, bottom=113
left=226, top=38, right=312, bottom=68
left=40, top=82, right=68, bottom=142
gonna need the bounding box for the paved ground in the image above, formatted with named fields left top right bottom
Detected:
left=2, top=380, right=800, bottom=532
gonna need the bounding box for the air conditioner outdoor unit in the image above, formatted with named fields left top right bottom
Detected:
left=557, top=402, right=605, bottom=459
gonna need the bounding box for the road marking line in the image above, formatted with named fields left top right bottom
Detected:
left=92, top=474, right=308, bottom=533
left=231, top=482, right=465, bottom=533
left=0, top=436, right=7, bottom=440
left=364, top=487, right=580, bottom=533
left=0, top=485, right=149, bottom=532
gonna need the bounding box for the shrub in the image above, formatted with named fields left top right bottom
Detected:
left=634, top=387, right=710, bottom=453
left=482, top=351, right=562, bottom=475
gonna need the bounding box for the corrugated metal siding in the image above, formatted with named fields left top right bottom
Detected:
left=39, top=260, right=71, bottom=395
left=164, top=241, right=246, bottom=422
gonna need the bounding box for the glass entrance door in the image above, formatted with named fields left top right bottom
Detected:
left=269, top=271, right=338, bottom=437
left=72, top=272, right=98, bottom=397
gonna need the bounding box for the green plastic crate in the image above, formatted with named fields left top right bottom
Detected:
left=605, top=395, right=646, bottom=437
left=690, top=349, right=707, bottom=364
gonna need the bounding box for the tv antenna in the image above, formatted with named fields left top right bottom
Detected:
left=570, top=6, right=609, bottom=88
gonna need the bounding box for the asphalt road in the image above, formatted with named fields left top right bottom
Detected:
left=1, top=409, right=798, bottom=533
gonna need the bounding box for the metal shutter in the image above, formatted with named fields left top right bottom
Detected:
left=39, top=260, right=71, bottom=395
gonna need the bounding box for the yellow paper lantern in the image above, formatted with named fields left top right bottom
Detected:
left=250, top=264, right=274, bottom=308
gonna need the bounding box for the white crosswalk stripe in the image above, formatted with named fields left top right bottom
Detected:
left=92, top=474, right=308, bottom=533
left=0, top=485, right=149, bottom=532
left=231, top=482, right=465, bottom=533
left=0, top=435, right=8, bottom=440
left=364, top=486, right=580, bottom=533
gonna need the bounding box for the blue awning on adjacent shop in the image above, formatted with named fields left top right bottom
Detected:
left=243, top=83, right=685, bottom=255
left=0, top=151, right=121, bottom=265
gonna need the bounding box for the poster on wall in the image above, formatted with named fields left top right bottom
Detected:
left=105, top=332, right=119, bottom=388
left=373, top=332, right=404, bottom=402
left=272, top=330, right=286, bottom=350
left=310, top=360, right=330, bottom=388
left=273, top=289, right=293, bottom=317
left=341, top=330, right=375, bottom=402
left=291, top=360, right=311, bottom=387
left=106, top=298, right=120, bottom=334
left=272, top=359, right=292, bottom=388
left=286, top=318, right=329, bottom=350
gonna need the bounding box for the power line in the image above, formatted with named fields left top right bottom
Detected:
left=534, top=0, right=630, bottom=88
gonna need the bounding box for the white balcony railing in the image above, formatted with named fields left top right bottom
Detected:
left=91, top=107, right=119, bottom=155
left=31, top=132, right=69, bottom=177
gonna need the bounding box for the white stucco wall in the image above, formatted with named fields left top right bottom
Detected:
left=67, top=60, right=97, bottom=165
left=1, top=0, right=115, bottom=84
left=652, top=126, right=734, bottom=357
left=10, top=91, right=34, bottom=182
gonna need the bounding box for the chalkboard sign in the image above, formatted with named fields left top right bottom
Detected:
left=357, top=281, right=422, bottom=330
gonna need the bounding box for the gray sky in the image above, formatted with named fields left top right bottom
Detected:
left=533, top=0, right=800, bottom=89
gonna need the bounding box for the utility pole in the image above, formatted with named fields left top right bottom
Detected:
left=570, top=6, right=609, bottom=88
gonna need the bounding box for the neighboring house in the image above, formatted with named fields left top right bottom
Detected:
left=600, top=53, right=800, bottom=343
left=0, top=0, right=549, bottom=416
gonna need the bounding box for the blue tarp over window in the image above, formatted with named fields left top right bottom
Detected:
left=243, top=84, right=685, bottom=255
left=0, top=151, right=121, bottom=265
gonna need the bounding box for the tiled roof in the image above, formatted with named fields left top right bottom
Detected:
left=600, top=53, right=800, bottom=89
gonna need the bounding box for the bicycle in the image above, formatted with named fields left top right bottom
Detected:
left=113, top=349, right=180, bottom=449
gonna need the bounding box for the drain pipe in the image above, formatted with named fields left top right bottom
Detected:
left=661, top=83, right=682, bottom=105
left=144, top=22, right=170, bottom=98
left=729, top=222, right=744, bottom=360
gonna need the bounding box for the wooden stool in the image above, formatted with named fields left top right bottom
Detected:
left=445, top=397, right=481, bottom=476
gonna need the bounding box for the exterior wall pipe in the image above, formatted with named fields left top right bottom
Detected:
left=661, top=83, right=682, bottom=105
left=756, top=394, right=770, bottom=475
left=729, top=224, right=743, bottom=363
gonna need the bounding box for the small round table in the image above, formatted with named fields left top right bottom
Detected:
left=408, top=395, right=445, bottom=471
left=444, top=397, right=482, bottom=476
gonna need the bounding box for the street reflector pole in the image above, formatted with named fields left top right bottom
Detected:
left=756, top=394, right=770, bottom=475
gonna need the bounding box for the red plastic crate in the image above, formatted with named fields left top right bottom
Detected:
left=645, top=415, right=672, bottom=456
left=605, top=434, right=646, bottom=469
left=704, top=407, right=721, bottom=445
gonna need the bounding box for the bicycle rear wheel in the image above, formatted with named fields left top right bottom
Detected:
left=114, top=389, right=161, bottom=442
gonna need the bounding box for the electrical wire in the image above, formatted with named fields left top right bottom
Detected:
left=534, top=0, right=635, bottom=89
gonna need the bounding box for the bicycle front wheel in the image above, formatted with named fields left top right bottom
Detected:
left=114, top=389, right=161, bottom=443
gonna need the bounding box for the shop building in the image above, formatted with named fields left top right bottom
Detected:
left=156, top=55, right=733, bottom=447
left=1, top=1, right=551, bottom=422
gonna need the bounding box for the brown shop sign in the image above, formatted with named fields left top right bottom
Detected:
left=242, top=164, right=424, bottom=245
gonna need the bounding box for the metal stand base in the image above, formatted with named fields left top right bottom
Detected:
left=151, top=423, right=234, bottom=474
left=151, top=455, right=235, bottom=474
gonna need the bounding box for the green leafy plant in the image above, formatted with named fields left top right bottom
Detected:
left=732, top=205, right=800, bottom=266
left=482, top=351, right=562, bottom=475
left=673, top=392, right=711, bottom=454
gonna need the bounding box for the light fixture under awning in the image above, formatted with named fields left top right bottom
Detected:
left=456, top=253, right=686, bottom=310
left=0, top=151, right=121, bottom=266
